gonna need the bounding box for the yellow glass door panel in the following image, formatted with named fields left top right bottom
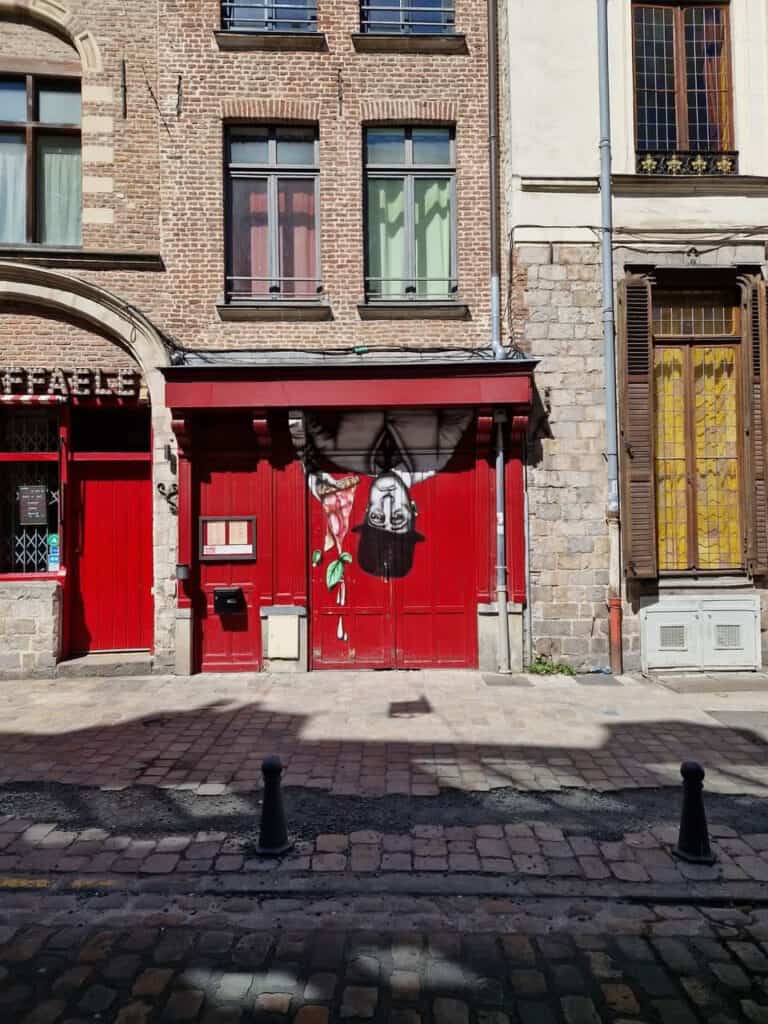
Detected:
left=693, top=346, right=742, bottom=570
left=654, top=347, right=689, bottom=571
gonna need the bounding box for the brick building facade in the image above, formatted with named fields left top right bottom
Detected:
left=0, top=0, right=534, bottom=676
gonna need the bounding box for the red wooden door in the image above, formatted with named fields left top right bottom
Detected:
left=195, top=454, right=264, bottom=672
left=309, top=451, right=477, bottom=669
left=69, top=460, right=153, bottom=654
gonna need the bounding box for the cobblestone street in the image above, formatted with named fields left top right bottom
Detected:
left=2, top=671, right=768, bottom=796
left=3, top=673, right=768, bottom=1020
left=3, top=887, right=768, bottom=1023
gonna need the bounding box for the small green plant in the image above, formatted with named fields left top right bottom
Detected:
left=528, top=653, right=576, bottom=676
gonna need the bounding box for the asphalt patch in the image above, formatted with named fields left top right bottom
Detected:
left=3, top=781, right=768, bottom=845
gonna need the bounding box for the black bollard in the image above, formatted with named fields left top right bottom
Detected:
left=673, top=761, right=716, bottom=865
left=256, top=755, right=293, bottom=856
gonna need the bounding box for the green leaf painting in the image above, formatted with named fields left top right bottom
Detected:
left=340, top=552, right=352, bottom=564
left=311, top=549, right=322, bottom=566
left=326, top=558, right=345, bottom=590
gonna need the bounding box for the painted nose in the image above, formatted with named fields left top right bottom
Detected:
left=382, top=492, right=394, bottom=530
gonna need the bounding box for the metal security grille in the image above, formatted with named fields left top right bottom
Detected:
left=659, top=624, right=687, bottom=650
left=715, top=623, right=742, bottom=650
left=0, top=462, right=59, bottom=573
left=360, top=0, right=455, bottom=34
left=221, top=0, right=317, bottom=32
left=0, top=410, right=58, bottom=453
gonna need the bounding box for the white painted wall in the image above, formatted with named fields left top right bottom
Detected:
left=505, top=0, right=768, bottom=239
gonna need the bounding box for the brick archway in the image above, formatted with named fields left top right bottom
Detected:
left=0, top=0, right=103, bottom=72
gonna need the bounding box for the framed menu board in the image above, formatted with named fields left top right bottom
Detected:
left=18, top=485, right=48, bottom=527
left=199, top=516, right=256, bottom=561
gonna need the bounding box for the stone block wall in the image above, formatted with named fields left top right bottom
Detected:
left=0, top=581, right=62, bottom=678
left=514, top=242, right=612, bottom=671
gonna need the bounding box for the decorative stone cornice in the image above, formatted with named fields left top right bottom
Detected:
left=0, top=0, right=103, bottom=72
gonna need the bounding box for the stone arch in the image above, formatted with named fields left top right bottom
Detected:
left=0, top=0, right=103, bottom=72
left=0, top=262, right=170, bottom=404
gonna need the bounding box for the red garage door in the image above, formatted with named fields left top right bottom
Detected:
left=69, top=460, right=153, bottom=654
left=309, top=448, right=478, bottom=669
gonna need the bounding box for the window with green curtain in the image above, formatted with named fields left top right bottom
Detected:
left=364, top=126, right=455, bottom=301
left=367, top=178, right=406, bottom=299
left=414, top=178, right=451, bottom=297
left=37, top=135, right=82, bottom=246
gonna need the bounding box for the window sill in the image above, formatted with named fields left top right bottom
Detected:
left=217, top=301, right=333, bottom=322
left=358, top=301, right=469, bottom=320
left=612, top=174, right=768, bottom=198
left=351, top=31, right=467, bottom=54
left=0, top=246, right=165, bottom=271
left=214, top=30, right=328, bottom=51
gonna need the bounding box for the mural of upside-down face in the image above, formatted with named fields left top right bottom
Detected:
left=352, top=469, right=424, bottom=579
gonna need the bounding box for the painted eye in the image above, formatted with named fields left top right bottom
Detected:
left=390, top=510, right=407, bottom=525
left=369, top=510, right=385, bottom=525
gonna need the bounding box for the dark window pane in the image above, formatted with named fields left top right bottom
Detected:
left=365, top=128, right=406, bottom=164
left=278, top=178, right=317, bottom=296
left=0, top=79, right=26, bottom=123
left=684, top=6, right=731, bottom=150
left=70, top=407, right=151, bottom=452
left=38, top=82, right=81, bottom=125
left=230, top=131, right=269, bottom=164
left=633, top=5, right=677, bottom=150
left=412, top=127, right=451, bottom=165
left=229, top=178, right=270, bottom=298
left=276, top=127, right=315, bottom=165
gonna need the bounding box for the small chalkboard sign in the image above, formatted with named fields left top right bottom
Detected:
left=18, top=485, right=48, bottom=527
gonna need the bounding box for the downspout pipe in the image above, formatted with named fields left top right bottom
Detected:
left=597, top=0, right=623, bottom=673
left=488, top=0, right=511, bottom=672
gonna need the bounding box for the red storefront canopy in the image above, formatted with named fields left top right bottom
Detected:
left=161, top=356, right=536, bottom=412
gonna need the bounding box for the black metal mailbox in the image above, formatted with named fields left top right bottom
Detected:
left=213, top=587, right=246, bottom=615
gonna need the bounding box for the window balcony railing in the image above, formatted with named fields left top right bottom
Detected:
left=365, top=276, right=459, bottom=301
left=635, top=151, right=739, bottom=177
left=226, top=276, right=324, bottom=303
left=221, top=0, right=318, bottom=32
left=360, top=0, right=455, bottom=34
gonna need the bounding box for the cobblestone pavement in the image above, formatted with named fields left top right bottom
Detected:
left=5, top=817, right=768, bottom=889
left=1, top=671, right=768, bottom=796
left=2, top=886, right=768, bottom=1022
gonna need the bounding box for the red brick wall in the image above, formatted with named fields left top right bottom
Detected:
left=0, top=306, right=135, bottom=371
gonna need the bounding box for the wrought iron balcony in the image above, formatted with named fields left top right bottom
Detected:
left=635, top=151, right=739, bottom=177
left=226, top=275, right=323, bottom=303
left=221, top=0, right=318, bottom=32
left=360, top=0, right=455, bottom=34
left=365, top=276, right=459, bottom=301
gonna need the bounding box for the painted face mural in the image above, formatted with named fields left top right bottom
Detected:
left=353, top=470, right=425, bottom=579
left=292, top=408, right=472, bottom=639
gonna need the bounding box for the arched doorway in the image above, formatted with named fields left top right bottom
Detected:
left=0, top=264, right=173, bottom=672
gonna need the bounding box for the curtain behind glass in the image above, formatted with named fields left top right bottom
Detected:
left=278, top=179, right=316, bottom=297
left=37, top=136, right=81, bottom=245
left=230, top=179, right=269, bottom=298
left=0, top=134, right=26, bottom=243
left=414, top=178, right=451, bottom=298
left=367, top=178, right=405, bottom=299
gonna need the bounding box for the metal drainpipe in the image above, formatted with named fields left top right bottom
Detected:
left=488, top=0, right=511, bottom=672
left=597, top=0, right=623, bottom=673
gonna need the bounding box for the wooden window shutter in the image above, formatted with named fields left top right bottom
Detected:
left=618, top=274, right=657, bottom=578
left=744, top=277, right=768, bottom=575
